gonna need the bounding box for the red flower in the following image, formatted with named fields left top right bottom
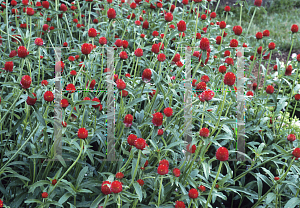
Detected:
left=157, top=164, right=168, bottom=175
left=130, top=2, right=136, bottom=8
left=295, top=94, right=300, bottom=101
left=201, top=89, right=215, bottom=101
left=219, top=21, right=226, bottom=29
left=70, top=70, right=77, bottom=76
left=224, top=6, right=230, bottom=12
left=177, top=20, right=186, bottom=32
left=287, top=134, right=296, bottom=142
left=175, top=201, right=186, bottom=208
left=134, top=48, right=143, bottom=57
left=196, top=82, right=206, bottom=91
left=229, top=39, right=238, bottom=47
left=116, top=79, right=126, bottom=90
left=135, top=138, right=146, bottom=150
left=256, top=32, right=263, bottom=39
left=216, top=147, right=229, bottom=161
left=200, top=127, right=209, bottom=137
left=52, top=179, right=57, bottom=185
left=200, top=37, right=210, bottom=51
left=142, top=19, right=149, bottom=29
left=292, top=148, right=300, bottom=158
left=159, top=159, right=169, bottom=168
left=188, top=188, right=198, bottom=199
left=297, top=54, right=300, bottom=62
left=165, top=12, right=173, bottom=22
left=210, top=12, right=216, bottom=18
left=291, top=24, right=298, bottom=33
left=163, top=107, right=173, bottom=117
left=158, top=129, right=164, bottom=136
left=137, top=179, right=144, bottom=186
left=186, top=144, right=196, bottom=153
left=201, top=14, right=206, bottom=20
left=246, top=91, right=254, bottom=97
left=88, top=28, right=97, bottom=37
left=120, top=51, right=128, bottom=59
left=92, top=97, right=101, bottom=109
left=41, top=192, right=48, bottom=198
left=266, top=85, right=275, bottom=94
left=225, top=57, right=234, bottom=65
left=173, top=168, right=181, bottom=177
left=285, top=65, right=292, bottom=76
left=198, top=185, right=206, bottom=192
left=268, top=42, right=275, bottom=50
left=41, top=80, right=48, bottom=86
left=60, top=99, right=69, bottom=108
left=66, top=83, right=76, bottom=93
left=26, top=93, right=37, bottom=105
left=4, top=61, right=13, bottom=72
left=274, top=177, right=280, bottom=181
left=81, top=43, right=92, bottom=55
left=107, top=8, right=116, bottom=19
left=26, top=7, right=35, bottom=15
left=233, top=25, right=242, bottom=35
left=115, top=39, right=123, bottom=47
left=78, top=127, right=88, bottom=139
left=60, top=3, right=67, bottom=11
left=127, top=134, right=137, bottom=146
left=116, top=172, right=124, bottom=179
left=142, top=68, right=152, bottom=82
left=101, top=181, right=111, bottom=195
left=124, top=114, right=133, bottom=127
left=152, top=112, right=163, bottom=126
left=224, top=72, right=236, bottom=86
left=42, top=1, right=49, bottom=9
left=200, top=76, right=209, bottom=84
left=99, top=37, right=107, bottom=45
left=263, top=30, right=270, bottom=37
left=20, top=75, right=32, bottom=89
left=34, top=37, right=43, bottom=46
left=18, top=46, right=28, bottom=58
left=157, top=53, right=166, bottom=62
left=254, top=0, right=262, bottom=6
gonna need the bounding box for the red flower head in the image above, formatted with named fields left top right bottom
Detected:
left=173, top=168, right=181, bottom=177
left=291, top=24, right=298, bottom=33
left=52, top=179, right=57, bottom=185
left=159, top=159, right=169, bottom=168
left=107, top=8, right=116, bottom=19
left=254, top=0, right=262, bottom=7
left=201, top=89, right=215, bottom=101
left=99, top=37, right=107, bottom=45
left=41, top=80, right=48, bottom=86
left=60, top=99, right=69, bottom=108
left=135, top=138, right=146, bottom=150
left=263, top=30, right=270, bottom=37
left=26, top=7, right=35, bottom=15
left=188, top=188, right=198, bottom=199
left=142, top=19, right=149, bottom=29
left=60, top=3, right=67, bottom=11
left=34, top=37, right=43, bottom=46
left=292, top=148, right=300, bottom=158
left=224, top=6, right=230, bottom=12
left=224, top=72, right=236, bottom=86
left=199, top=127, right=209, bottom=137
left=268, top=42, right=276, bottom=50
left=186, top=144, right=196, bottom=153
left=152, top=112, right=163, bottom=126
left=88, top=28, right=97, bottom=37
left=246, top=91, right=254, bottom=97
left=219, top=21, right=226, bottom=29
left=266, top=85, right=274, bottom=94
left=127, top=134, right=137, bottom=146
left=158, top=129, right=164, bottom=136
left=172, top=53, right=181, bottom=63
left=18, top=46, right=28, bottom=58
left=9, top=50, right=17, bottom=58
left=137, top=179, right=144, bottom=186
left=200, top=37, right=210, bottom=51
left=120, top=51, right=128, bottom=59
left=224, top=50, right=230, bottom=57
left=20, top=75, right=32, bottom=89
left=164, top=107, right=173, bottom=117
left=157, top=53, right=166, bottom=62
left=78, top=128, right=88, bottom=139
left=216, top=147, right=229, bottom=161
left=101, top=181, right=111, bottom=195
left=92, top=97, right=101, bottom=109
left=81, top=43, right=92, bottom=55
left=115, top=39, right=123, bottom=47
left=233, top=25, right=243, bottom=35
left=116, top=79, right=126, bottom=90
left=134, top=48, right=143, bottom=57
left=287, top=134, right=296, bottom=142
left=295, top=94, right=300, bottom=101
left=201, top=14, right=206, bottom=20
left=175, top=201, right=186, bottom=208
left=196, top=82, right=206, bottom=91
left=124, top=114, right=133, bottom=127
left=157, top=164, right=168, bottom=175
left=198, top=185, right=206, bottom=192
left=4, top=61, right=14, bottom=72
left=151, top=44, right=160, bottom=54
left=256, top=32, right=263, bottom=39
left=229, top=39, right=238, bottom=47
left=142, top=68, right=152, bottom=82
left=177, top=20, right=186, bottom=32
left=26, top=93, right=37, bottom=105
left=41, top=192, right=48, bottom=198
left=297, top=54, right=300, bottom=62
left=130, top=2, right=136, bottom=8
left=66, top=83, right=76, bottom=93
left=42, top=1, right=49, bottom=9
left=225, top=57, right=234, bottom=65
left=116, top=172, right=124, bottom=179
left=285, top=65, right=292, bottom=76
left=44, top=91, right=54, bottom=102
left=165, top=12, right=173, bottom=22
left=216, top=36, right=222, bottom=45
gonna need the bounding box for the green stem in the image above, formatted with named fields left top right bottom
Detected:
left=157, top=176, right=163, bottom=207
left=246, top=7, right=256, bottom=35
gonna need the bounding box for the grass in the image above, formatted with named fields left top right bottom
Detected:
left=220, top=7, right=300, bottom=51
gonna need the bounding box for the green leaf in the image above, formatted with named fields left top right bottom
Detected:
left=90, top=195, right=105, bottom=208
left=76, top=166, right=89, bottom=188
left=75, top=100, right=100, bottom=106
left=32, top=105, right=46, bottom=126
left=284, top=197, right=300, bottom=208
left=133, top=181, right=143, bottom=202
left=28, top=180, right=51, bottom=193
left=266, top=193, right=276, bottom=204
left=58, top=192, right=73, bottom=205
